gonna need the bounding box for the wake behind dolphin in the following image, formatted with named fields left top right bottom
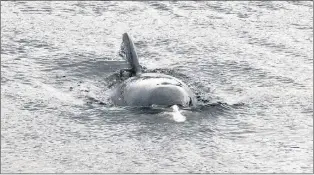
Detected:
left=109, top=33, right=197, bottom=121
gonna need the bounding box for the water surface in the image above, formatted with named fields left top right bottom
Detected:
left=1, top=1, right=313, bottom=173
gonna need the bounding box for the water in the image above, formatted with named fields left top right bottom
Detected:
left=1, top=1, right=313, bottom=173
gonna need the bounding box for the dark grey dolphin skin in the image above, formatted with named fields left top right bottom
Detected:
left=110, top=33, right=196, bottom=107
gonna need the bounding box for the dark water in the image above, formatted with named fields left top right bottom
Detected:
left=1, top=1, right=313, bottom=173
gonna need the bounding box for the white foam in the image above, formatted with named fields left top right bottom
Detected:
left=171, top=105, right=186, bottom=122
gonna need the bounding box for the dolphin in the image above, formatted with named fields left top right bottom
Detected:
left=109, top=33, right=197, bottom=109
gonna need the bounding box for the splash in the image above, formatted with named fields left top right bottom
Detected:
left=171, top=105, right=186, bottom=122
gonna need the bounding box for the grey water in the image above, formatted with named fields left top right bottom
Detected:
left=1, top=1, right=313, bottom=173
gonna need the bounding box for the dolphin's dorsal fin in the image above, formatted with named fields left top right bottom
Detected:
left=120, top=33, right=142, bottom=76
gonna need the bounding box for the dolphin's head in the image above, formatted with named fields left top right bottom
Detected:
left=110, top=73, right=196, bottom=107
left=148, top=85, right=196, bottom=107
